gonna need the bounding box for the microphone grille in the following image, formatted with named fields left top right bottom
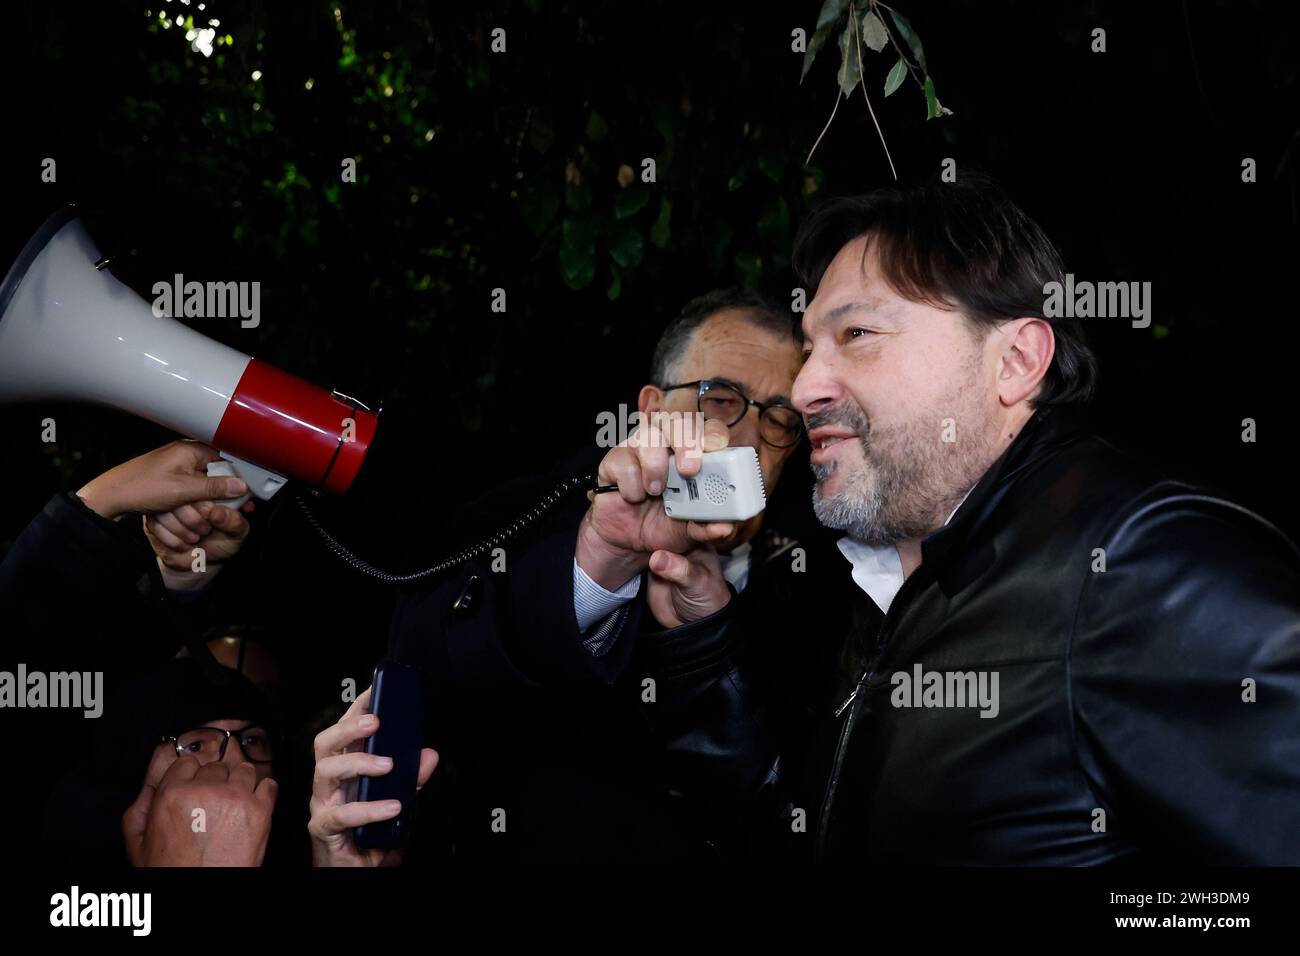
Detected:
left=703, top=471, right=730, bottom=505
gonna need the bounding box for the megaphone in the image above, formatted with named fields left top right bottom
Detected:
left=0, top=206, right=379, bottom=505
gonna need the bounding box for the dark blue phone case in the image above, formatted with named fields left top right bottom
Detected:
left=353, top=659, right=425, bottom=850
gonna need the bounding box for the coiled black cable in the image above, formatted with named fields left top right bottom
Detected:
left=292, top=472, right=596, bottom=584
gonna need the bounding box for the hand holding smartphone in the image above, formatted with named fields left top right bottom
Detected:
left=352, top=659, right=426, bottom=850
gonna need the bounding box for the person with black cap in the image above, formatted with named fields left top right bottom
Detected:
left=0, top=441, right=268, bottom=861
left=43, top=629, right=293, bottom=867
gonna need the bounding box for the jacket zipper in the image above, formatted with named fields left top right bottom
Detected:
left=834, top=682, right=859, bottom=718
left=815, top=572, right=925, bottom=862
left=816, top=669, right=868, bottom=862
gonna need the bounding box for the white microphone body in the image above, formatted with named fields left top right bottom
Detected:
left=661, top=446, right=767, bottom=522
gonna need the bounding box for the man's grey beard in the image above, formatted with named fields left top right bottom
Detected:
left=808, top=399, right=993, bottom=546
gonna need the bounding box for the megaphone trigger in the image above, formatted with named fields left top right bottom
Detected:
left=205, top=452, right=288, bottom=510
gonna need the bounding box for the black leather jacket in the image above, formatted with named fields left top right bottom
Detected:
left=634, top=402, right=1300, bottom=864
left=391, top=404, right=1300, bottom=864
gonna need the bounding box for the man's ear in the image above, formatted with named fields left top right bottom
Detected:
left=638, top=384, right=664, bottom=416
left=995, top=318, right=1055, bottom=408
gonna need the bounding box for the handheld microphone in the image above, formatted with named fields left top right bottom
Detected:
left=593, top=446, right=767, bottom=522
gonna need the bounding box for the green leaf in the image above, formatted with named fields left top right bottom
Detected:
left=860, top=10, right=889, bottom=53
left=562, top=217, right=595, bottom=249
left=923, top=75, right=938, bottom=118
left=922, top=75, right=952, bottom=118
left=888, top=8, right=926, bottom=72
left=585, top=110, right=608, bottom=142
left=884, top=57, right=907, bottom=97
left=614, top=188, right=650, bottom=219
left=837, top=25, right=859, bottom=98
left=757, top=151, right=785, bottom=183
left=559, top=246, right=595, bottom=289
left=609, top=229, right=644, bottom=269
left=801, top=0, right=849, bottom=83
left=649, top=197, right=672, bottom=248
left=559, top=218, right=596, bottom=289
left=606, top=273, right=622, bottom=301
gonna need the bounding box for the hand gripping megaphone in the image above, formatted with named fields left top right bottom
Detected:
left=0, top=206, right=379, bottom=506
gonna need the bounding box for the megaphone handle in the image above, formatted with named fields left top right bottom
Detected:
left=206, top=453, right=288, bottom=509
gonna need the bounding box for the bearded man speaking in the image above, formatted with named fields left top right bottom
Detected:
left=558, top=173, right=1300, bottom=864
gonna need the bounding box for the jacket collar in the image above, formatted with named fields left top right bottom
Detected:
left=919, top=402, right=1092, bottom=570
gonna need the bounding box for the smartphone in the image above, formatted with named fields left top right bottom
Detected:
left=353, top=659, right=425, bottom=850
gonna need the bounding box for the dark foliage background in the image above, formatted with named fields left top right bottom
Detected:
left=2, top=0, right=1298, bottom=715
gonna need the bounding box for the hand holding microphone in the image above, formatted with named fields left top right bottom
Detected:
left=578, top=415, right=738, bottom=626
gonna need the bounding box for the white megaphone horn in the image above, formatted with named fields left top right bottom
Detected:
left=0, top=206, right=380, bottom=505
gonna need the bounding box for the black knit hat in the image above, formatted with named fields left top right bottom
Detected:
left=42, top=653, right=282, bottom=864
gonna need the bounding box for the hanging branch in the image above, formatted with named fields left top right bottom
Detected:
left=850, top=3, right=897, bottom=180
left=801, top=0, right=952, bottom=171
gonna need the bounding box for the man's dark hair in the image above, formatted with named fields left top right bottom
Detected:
left=649, top=287, right=797, bottom=386
left=791, top=173, right=1098, bottom=407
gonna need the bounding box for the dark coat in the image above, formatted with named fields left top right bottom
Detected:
left=389, top=445, right=846, bottom=863
left=632, top=403, right=1300, bottom=864
left=393, top=404, right=1300, bottom=864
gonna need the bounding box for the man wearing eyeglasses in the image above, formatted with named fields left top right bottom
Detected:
left=124, top=712, right=279, bottom=867
left=120, top=632, right=282, bottom=868
left=311, top=287, right=842, bottom=864
left=626, top=288, right=806, bottom=585
left=37, top=631, right=286, bottom=867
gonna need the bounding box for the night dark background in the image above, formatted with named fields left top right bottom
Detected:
left=1, top=0, right=1298, bottom=866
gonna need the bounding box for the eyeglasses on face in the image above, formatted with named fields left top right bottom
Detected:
left=161, top=724, right=275, bottom=764
left=658, top=378, right=804, bottom=449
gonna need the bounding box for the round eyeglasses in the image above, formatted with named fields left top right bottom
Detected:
left=659, top=379, right=804, bottom=448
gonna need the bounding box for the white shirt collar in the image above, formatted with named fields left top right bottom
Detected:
left=721, top=541, right=752, bottom=592
left=835, top=485, right=975, bottom=614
